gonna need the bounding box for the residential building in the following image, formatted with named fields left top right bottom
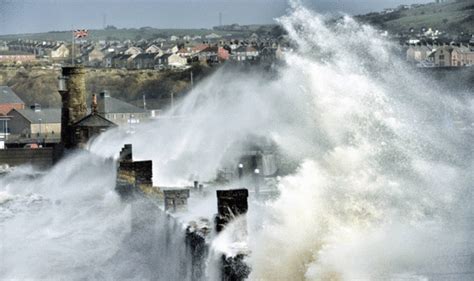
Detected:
left=133, top=53, right=158, bottom=69
left=145, top=44, right=163, bottom=55
left=124, top=46, right=143, bottom=56
left=406, top=44, right=433, bottom=63
left=72, top=95, right=117, bottom=148
left=97, top=91, right=149, bottom=126
left=87, top=46, right=106, bottom=66
left=111, top=54, right=133, bottom=68
left=0, top=86, right=25, bottom=115
left=232, top=45, right=259, bottom=61
left=451, top=45, right=474, bottom=66
left=157, top=53, right=188, bottom=69
left=168, top=53, right=188, bottom=68
left=163, top=44, right=179, bottom=54
left=430, top=45, right=454, bottom=67
left=50, top=44, right=70, bottom=60
left=198, top=46, right=229, bottom=64
left=0, top=51, right=36, bottom=64
left=205, top=33, right=221, bottom=40
left=8, top=104, right=61, bottom=140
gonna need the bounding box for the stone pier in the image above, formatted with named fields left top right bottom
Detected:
left=216, top=189, right=250, bottom=281
left=164, top=189, right=190, bottom=212
left=114, top=144, right=251, bottom=280
left=215, top=189, right=249, bottom=233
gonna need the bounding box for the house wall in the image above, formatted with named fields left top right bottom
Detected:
left=51, top=45, right=70, bottom=59
left=434, top=47, right=452, bottom=67
left=30, top=123, right=61, bottom=136
left=105, top=112, right=149, bottom=126
left=8, top=110, right=31, bottom=136
left=0, top=54, right=36, bottom=63
left=89, top=49, right=105, bottom=62
left=168, top=54, right=187, bottom=67
left=0, top=103, right=24, bottom=115
left=452, top=49, right=474, bottom=66
left=218, top=47, right=230, bottom=60
left=0, top=147, right=54, bottom=169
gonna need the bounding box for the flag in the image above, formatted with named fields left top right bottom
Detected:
left=74, top=29, right=88, bottom=39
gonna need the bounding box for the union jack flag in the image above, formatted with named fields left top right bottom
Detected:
left=74, top=29, right=88, bottom=39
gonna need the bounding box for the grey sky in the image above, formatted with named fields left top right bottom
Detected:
left=0, top=0, right=432, bottom=35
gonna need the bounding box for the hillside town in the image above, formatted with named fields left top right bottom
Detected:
left=1, top=31, right=286, bottom=70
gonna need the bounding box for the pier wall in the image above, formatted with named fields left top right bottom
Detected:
left=0, top=147, right=54, bottom=168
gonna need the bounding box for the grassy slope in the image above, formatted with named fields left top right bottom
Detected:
left=0, top=65, right=212, bottom=109
left=357, top=0, right=474, bottom=34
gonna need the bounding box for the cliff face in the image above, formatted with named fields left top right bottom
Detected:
left=0, top=65, right=209, bottom=109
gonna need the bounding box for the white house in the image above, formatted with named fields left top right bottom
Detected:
left=124, top=46, right=143, bottom=56
left=145, top=44, right=164, bottom=56
left=50, top=44, right=70, bottom=60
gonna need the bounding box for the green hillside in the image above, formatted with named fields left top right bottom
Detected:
left=357, top=0, right=474, bottom=34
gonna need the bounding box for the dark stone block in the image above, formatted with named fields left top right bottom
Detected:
left=221, top=254, right=251, bottom=281
left=215, top=189, right=248, bottom=233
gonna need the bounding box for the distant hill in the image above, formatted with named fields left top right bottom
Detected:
left=356, top=0, right=474, bottom=35
left=0, top=27, right=250, bottom=42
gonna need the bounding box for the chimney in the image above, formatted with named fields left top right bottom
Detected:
left=91, top=94, right=98, bottom=114
left=59, top=66, right=87, bottom=149
left=30, top=103, right=41, bottom=112
left=97, top=90, right=109, bottom=113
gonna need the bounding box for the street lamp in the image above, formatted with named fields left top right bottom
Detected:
left=38, top=118, right=42, bottom=146
left=254, top=168, right=260, bottom=199
left=238, top=163, right=244, bottom=180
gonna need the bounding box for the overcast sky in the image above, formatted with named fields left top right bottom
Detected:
left=0, top=0, right=432, bottom=35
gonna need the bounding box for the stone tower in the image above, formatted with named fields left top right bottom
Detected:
left=58, top=66, right=87, bottom=149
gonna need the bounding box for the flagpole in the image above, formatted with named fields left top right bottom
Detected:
left=72, top=27, right=75, bottom=66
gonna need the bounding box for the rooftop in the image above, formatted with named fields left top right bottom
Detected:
left=99, top=91, right=147, bottom=114
left=0, top=86, right=24, bottom=105
left=13, top=108, right=61, bottom=124
left=74, top=112, right=117, bottom=128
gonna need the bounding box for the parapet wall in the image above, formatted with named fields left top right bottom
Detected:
left=0, top=148, right=54, bottom=169
left=115, top=144, right=250, bottom=280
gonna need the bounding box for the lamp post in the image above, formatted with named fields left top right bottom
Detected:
left=238, top=163, right=244, bottom=180
left=254, top=168, right=260, bottom=199
left=38, top=118, right=42, bottom=146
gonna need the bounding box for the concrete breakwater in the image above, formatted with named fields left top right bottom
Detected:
left=115, top=143, right=250, bottom=280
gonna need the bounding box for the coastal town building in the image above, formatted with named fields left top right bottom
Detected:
left=7, top=104, right=61, bottom=140
left=451, top=44, right=474, bottom=66
left=71, top=94, right=117, bottom=148
left=0, top=86, right=25, bottom=115
left=97, top=90, right=149, bottom=126
left=50, top=44, right=70, bottom=60
left=232, top=45, right=259, bottom=61
left=0, top=51, right=36, bottom=64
